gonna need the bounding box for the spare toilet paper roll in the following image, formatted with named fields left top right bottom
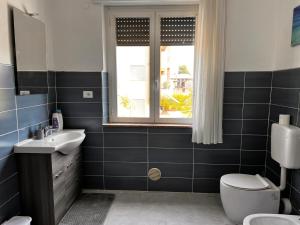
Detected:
left=279, top=114, right=290, bottom=126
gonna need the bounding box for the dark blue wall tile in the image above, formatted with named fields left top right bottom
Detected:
left=63, top=117, right=102, bottom=132
left=290, top=188, right=300, bottom=212
left=241, top=151, right=266, bottom=165
left=17, top=71, right=48, bottom=87
left=83, top=133, right=103, bottom=147
left=193, top=179, right=219, bottom=193
left=149, top=148, right=193, bottom=163
left=17, top=105, right=48, bottom=129
left=16, top=94, right=47, bottom=108
left=292, top=170, right=300, bottom=190
left=56, top=72, right=101, bottom=87
left=195, top=135, right=241, bottom=149
left=47, top=103, right=56, bottom=116
left=0, top=64, right=51, bottom=222
left=0, top=111, right=17, bottom=135
left=149, top=133, right=192, bottom=148
left=223, top=119, right=242, bottom=134
left=0, top=155, right=17, bottom=183
left=194, top=164, right=239, bottom=179
left=194, top=149, right=240, bottom=164
left=245, top=72, right=272, bottom=87
left=57, top=103, right=101, bottom=117
left=104, top=177, right=147, bottom=191
left=244, top=88, right=270, bottom=103
left=104, top=162, right=147, bottom=176
left=243, top=104, right=269, bottom=119
left=273, top=68, right=300, bottom=88
left=48, top=88, right=56, bottom=103
left=82, top=147, right=103, bottom=162
left=149, top=178, right=192, bottom=192
left=56, top=88, right=101, bottom=103
left=82, top=162, right=103, bottom=175
left=104, top=133, right=147, bottom=147
left=0, top=89, right=16, bottom=112
left=48, top=71, right=56, bottom=87
left=242, top=135, right=267, bottom=150
left=0, top=132, right=18, bottom=159
left=224, top=72, right=244, bottom=87
left=271, top=88, right=300, bottom=108
left=223, top=104, right=243, bottom=119
left=0, top=194, right=20, bottom=223
left=240, top=165, right=265, bottom=175
left=104, top=147, right=147, bottom=162
left=223, top=88, right=244, bottom=103
left=149, top=163, right=193, bottom=178
left=242, top=120, right=268, bottom=135
left=0, top=175, right=19, bottom=206
left=83, top=176, right=103, bottom=189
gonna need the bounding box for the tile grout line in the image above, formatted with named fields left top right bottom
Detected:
left=146, top=128, right=149, bottom=191
left=46, top=71, right=50, bottom=122
left=192, top=141, right=195, bottom=192
left=264, top=71, right=273, bottom=176
left=55, top=71, right=58, bottom=111
left=239, top=72, right=246, bottom=173
left=14, top=96, right=20, bottom=142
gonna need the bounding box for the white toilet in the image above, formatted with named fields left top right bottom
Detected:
left=1, top=216, right=31, bottom=225
left=220, top=174, right=280, bottom=224
left=221, top=122, right=300, bottom=224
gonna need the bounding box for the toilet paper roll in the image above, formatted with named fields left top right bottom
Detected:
left=279, top=114, right=290, bottom=126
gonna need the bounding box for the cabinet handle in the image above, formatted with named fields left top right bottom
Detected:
left=54, top=170, right=63, bottom=179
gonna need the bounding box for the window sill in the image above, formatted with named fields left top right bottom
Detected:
left=102, top=123, right=192, bottom=128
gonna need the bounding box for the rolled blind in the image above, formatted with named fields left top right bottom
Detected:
left=160, top=17, right=195, bottom=46
left=116, top=17, right=150, bottom=46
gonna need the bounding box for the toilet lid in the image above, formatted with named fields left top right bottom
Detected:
left=221, top=174, right=270, bottom=190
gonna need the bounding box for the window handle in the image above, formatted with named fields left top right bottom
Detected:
left=155, top=80, right=159, bottom=90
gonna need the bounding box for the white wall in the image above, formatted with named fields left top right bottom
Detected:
left=13, top=0, right=295, bottom=72
left=48, top=0, right=282, bottom=72
left=274, top=0, right=300, bottom=70
left=0, top=0, right=52, bottom=66
left=225, top=0, right=279, bottom=71
left=48, top=0, right=103, bottom=72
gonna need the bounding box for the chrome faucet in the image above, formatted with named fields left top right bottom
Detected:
left=44, top=126, right=58, bottom=137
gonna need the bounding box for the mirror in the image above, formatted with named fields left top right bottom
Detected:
left=13, top=8, right=48, bottom=95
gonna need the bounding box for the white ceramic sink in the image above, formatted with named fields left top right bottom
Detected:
left=14, top=129, right=86, bottom=155
left=244, top=214, right=300, bottom=225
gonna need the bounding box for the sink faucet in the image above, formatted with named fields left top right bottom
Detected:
left=44, top=126, right=58, bottom=137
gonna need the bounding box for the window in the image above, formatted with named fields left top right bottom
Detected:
left=106, top=6, right=197, bottom=124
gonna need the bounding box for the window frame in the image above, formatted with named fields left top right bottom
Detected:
left=105, top=6, right=197, bottom=125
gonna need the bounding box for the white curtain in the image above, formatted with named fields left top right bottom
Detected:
left=192, top=0, right=226, bottom=144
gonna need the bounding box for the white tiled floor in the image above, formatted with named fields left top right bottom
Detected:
left=86, top=190, right=234, bottom=225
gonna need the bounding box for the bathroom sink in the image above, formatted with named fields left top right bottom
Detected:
left=14, top=129, right=86, bottom=154
left=244, top=214, right=300, bottom=225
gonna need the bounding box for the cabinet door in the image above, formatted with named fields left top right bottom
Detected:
left=52, top=152, right=66, bottom=224
left=65, top=147, right=81, bottom=209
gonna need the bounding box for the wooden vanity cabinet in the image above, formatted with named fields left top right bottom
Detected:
left=17, top=146, right=81, bottom=225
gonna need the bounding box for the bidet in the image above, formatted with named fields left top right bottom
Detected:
left=243, top=214, right=300, bottom=225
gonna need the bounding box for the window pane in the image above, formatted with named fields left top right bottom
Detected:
left=116, top=18, right=150, bottom=118
left=160, top=17, right=195, bottom=119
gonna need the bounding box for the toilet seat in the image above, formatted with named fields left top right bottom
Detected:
left=221, top=174, right=270, bottom=191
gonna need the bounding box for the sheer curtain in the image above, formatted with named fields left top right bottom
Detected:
left=192, top=0, right=226, bottom=144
